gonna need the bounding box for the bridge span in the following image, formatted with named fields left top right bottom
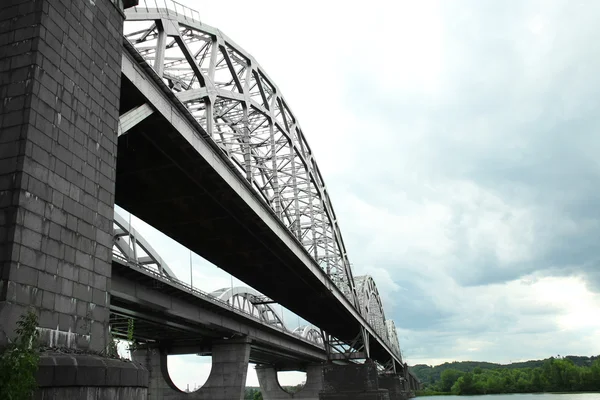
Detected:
left=0, top=0, right=420, bottom=399
left=111, top=211, right=327, bottom=369
left=111, top=209, right=421, bottom=397
left=118, top=2, right=402, bottom=369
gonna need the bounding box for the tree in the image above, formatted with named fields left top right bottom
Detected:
left=412, top=356, right=600, bottom=395
left=452, top=372, right=477, bottom=395
left=440, top=369, right=464, bottom=392
left=0, top=309, right=40, bottom=400
left=253, top=391, right=263, bottom=400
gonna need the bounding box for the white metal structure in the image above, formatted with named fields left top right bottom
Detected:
left=211, top=286, right=285, bottom=330
left=113, top=211, right=177, bottom=280
left=120, top=0, right=402, bottom=361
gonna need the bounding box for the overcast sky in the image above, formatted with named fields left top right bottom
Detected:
left=122, top=0, right=600, bottom=389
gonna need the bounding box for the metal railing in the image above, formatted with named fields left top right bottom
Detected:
left=112, top=252, right=324, bottom=349
left=129, top=0, right=201, bottom=23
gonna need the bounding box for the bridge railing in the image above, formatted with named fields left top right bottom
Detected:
left=112, top=252, right=323, bottom=349
left=128, top=0, right=201, bottom=23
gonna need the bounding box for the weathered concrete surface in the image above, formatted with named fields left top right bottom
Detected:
left=378, top=375, right=412, bottom=400
left=256, top=364, right=323, bottom=400
left=0, top=0, right=125, bottom=352
left=133, top=338, right=251, bottom=400
left=34, top=352, right=148, bottom=399
left=319, top=362, right=390, bottom=400
left=35, top=387, right=147, bottom=400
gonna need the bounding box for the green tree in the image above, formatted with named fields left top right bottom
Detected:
left=530, top=368, right=542, bottom=392
left=0, top=310, right=40, bottom=400
left=439, top=368, right=464, bottom=392
left=253, top=391, right=263, bottom=400
left=412, top=355, right=600, bottom=395
left=244, top=387, right=261, bottom=399
left=486, top=371, right=503, bottom=393
left=452, top=372, right=477, bottom=395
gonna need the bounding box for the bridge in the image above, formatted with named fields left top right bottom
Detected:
left=0, top=0, right=420, bottom=399
left=110, top=210, right=421, bottom=398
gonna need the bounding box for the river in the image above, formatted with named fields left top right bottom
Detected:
left=417, top=394, right=600, bottom=400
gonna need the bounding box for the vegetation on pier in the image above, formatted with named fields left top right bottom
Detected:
left=0, top=310, right=40, bottom=400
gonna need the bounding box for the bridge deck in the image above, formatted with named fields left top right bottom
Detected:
left=110, top=258, right=326, bottom=370
left=116, top=41, right=399, bottom=366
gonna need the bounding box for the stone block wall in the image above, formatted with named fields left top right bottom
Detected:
left=0, top=0, right=125, bottom=352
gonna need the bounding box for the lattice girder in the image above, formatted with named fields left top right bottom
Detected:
left=292, top=325, right=325, bottom=347
left=211, top=286, right=285, bottom=330
left=113, top=211, right=177, bottom=280
left=355, top=275, right=402, bottom=359
left=124, top=8, right=358, bottom=305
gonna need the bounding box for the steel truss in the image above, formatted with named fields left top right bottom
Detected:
left=121, top=1, right=403, bottom=363
left=211, top=286, right=285, bottom=330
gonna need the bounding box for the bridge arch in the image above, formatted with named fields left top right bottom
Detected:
left=292, top=325, right=324, bottom=347
left=121, top=1, right=403, bottom=366
left=385, top=320, right=402, bottom=360
left=124, top=2, right=357, bottom=301
left=211, top=286, right=286, bottom=330
left=355, top=275, right=388, bottom=344
left=113, top=211, right=177, bottom=280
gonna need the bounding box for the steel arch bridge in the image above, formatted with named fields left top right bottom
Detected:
left=120, top=0, right=403, bottom=365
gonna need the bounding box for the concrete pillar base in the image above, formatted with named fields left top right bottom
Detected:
left=34, top=352, right=148, bottom=400
left=378, top=375, right=413, bottom=400
left=133, top=338, right=251, bottom=400
left=318, top=362, right=390, bottom=400
left=256, top=364, right=323, bottom=400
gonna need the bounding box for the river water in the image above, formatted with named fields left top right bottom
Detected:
left=417, top=394, right=600, bottom=400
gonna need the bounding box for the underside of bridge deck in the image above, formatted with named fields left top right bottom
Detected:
left=117, top=78, right=352, bottom=333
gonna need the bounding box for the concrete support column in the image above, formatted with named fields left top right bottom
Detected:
left=409, top=374, right=419, bottom=392
left=319, top=361, right=390, bottom=400
left=133, top=338, right=252, bottom=400
left=131, top=347, right=179, bottom=400
left=0, top=0, right=124, bottom=352
left=198, top=338, right=252, bottom=400
left=0, top=0, right=147, bottom=397
left=256, top=364, right=323, bottom=400
left=378, top=375, right=411, bottom=400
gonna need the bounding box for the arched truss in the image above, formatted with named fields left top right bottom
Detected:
left=113, top=211, right=177, bottom=280
left=385, top=320, right=401, bottom=360
left=211, top=286, right=285, bottom=330
left=112, top=210, right=325, bottom=348
left=355, top=275, right=401, bottom=359
left=211, top=287, right=324, bottom=347
left=123, top=3, right=357, bottom=302
left=292, top=325, right=324, bottom=347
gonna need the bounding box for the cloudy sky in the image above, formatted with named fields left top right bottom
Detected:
left=121, top=0, right=600, bottom=389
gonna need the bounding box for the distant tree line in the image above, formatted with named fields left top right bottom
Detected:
left=245, top=387, right=262, bottom=400
left=412, top=356, right=600, bottom=395
left=245, top=384, right=304, bottom=399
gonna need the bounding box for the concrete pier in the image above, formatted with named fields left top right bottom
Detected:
left=319, top=361, right=390, bottom=400
left=133, top=338, right=252, bottom=400
left=1, top=0, right=124, bottom=353
left=34, top=352, right=147, bottom=400
left=0, top=0, right=146, bottom=397
left=256, top=364, right=323, bottom=400
left=378, top=374, right=412, bottom=400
